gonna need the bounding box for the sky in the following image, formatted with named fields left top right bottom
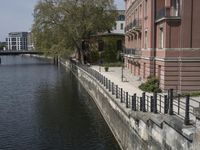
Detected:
left=0, top=0, right=125, bottom=42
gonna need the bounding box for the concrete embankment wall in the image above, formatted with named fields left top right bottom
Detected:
left=60, top=60, right=198, bottom=150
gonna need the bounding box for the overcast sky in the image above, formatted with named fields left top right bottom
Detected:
left=0, top=0, right=125, bottom=41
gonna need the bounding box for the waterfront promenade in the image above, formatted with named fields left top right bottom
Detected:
left=68, top=60, right=200, bottom=149
left=91, top=65, right=200, bottom=123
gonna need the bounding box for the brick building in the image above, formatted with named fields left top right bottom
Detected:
left=124, top=0, right=200, bottom=92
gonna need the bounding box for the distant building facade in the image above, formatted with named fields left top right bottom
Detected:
left=6, top=32, right=28, bottom=51
left=112, top=10, right=125, bottom=34
left=124, top=0, right=200, bottom=92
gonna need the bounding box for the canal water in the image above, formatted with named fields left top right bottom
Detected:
left=0, top=56, right=120, bottom=150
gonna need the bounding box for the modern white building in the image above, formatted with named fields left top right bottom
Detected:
left=6, top=32, right=28, bottom=51
left=111, top=10, right=125, bottom=34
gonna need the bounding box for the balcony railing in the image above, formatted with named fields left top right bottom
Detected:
left=125, top=19, right=142, bottom=33
left=132, top=19, right=142, bottom=29
left=123, top=48, right=141, bottom=58
left=156, top=7, right=180, bottom=21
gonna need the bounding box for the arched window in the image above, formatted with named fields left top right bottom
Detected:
left=171, top=0, right=180, bottom=16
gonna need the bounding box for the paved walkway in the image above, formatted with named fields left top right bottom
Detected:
left=91, top=65, right=150, bottom=97
left=91, top=65, right=200, bottom=122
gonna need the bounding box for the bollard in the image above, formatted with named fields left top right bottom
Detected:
left=126, top=92, right=129, bottom=108
left=132, top=94, right=137, bottom=111
left=142, top=92, right=146, bottom=112
left=150, top=96, right=154, bottom=112
left=164, top=95, right=168, bottom=114
left=116, top=85, right=118, bottom=98
left=153, top=92, right=157, bottom=113
left=140, top=97, right=143, bottom=111
left=168, top=89, right=174, bottom=115
left=120, top=88, right=123, bottom=103
left=0, top=57, right=1, bottom=64
left=184, top=95, right=190, bottom=125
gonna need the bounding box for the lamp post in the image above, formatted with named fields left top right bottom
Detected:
left=121, top=52, right=124, bottom=82
left=99, top=51, right=102, bottom=72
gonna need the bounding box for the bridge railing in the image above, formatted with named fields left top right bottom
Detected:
left=70, top=59, right=199, bottom=126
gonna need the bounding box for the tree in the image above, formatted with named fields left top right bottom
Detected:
left=32, top=0, right=117, bottom=63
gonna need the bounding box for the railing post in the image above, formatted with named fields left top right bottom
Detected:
left=112, top=83, right=114, bottom=95
left=164, top=95, right=168, bottom=114
left=109, top=80, right=111, bottom=92
left=150, top=96, right=154, bottom=112
left=153, top=92, right=157, bottom=113
left=132, top=94, right=137, bottom=111
left=168, top=89, right=174, bottom=115
left=140, top=97, right=143, bottom=111
left=116, top=85, right=118, bottom=98
left=184, top=95, right=190, bottom=125
left=120, top=88, right=123, bottom=103
left=142, top=92, right=146, bottom=112
left=126, top=92, right=129, bottom=108
left=178, top=94, right=181, bottom=115
left=106, top=79, right=108, bottom=89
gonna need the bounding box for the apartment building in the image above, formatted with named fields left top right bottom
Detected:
left=124, top=0, right=200, bottom=92
left=6, top=32, right=28, bottom=51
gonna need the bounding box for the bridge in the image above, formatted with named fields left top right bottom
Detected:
left=0, top=51, right=43, bottom=55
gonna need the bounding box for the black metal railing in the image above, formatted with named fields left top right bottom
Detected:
left=156, top=7, right=180, bottom=20
left=123, top=48, right=141, bottom=56
left=70, top=59, right=199, bottom=126
left=125, top=19, right=142, bottom=32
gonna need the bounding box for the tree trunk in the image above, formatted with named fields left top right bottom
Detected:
left=77, top=48, right=84, bottom=64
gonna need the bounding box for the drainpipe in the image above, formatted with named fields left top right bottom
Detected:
left=152, top=0, right=156, bottom=77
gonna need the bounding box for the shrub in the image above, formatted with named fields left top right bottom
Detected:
left=139, top=77, right=162, bottom=93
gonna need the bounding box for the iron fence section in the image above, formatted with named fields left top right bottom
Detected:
left=70, top=59, right=199, bottom=125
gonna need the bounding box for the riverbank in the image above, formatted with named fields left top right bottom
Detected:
left=59, top=58, right=200, bottom=150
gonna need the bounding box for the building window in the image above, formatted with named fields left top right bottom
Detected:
left=117, top=15, right=125, bottom=21
left=159, top=27, right=164, bottom=49
left=144, top=0, right=147, bottom=17
left=144, top=30, right=148, bottom=49
left=171, top=0, right=179, bottom=16
left=120, top=23, right=124, bottom=30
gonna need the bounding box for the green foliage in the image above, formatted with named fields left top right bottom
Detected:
left=104, top=62, right=122, bottom=67
left=0, top=42, right=6, bottom=50
left=32, top=0, right=117, bottom=61
left=139, top=77, right=162, bottom=93
left=102, top=37, right=120, bottom=63
left=181, top=91, right=200, bottom=97
left=89, top=50, right=99, bottom=63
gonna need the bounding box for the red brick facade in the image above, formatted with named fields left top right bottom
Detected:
left=124, top=0, right=200, bottom=92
